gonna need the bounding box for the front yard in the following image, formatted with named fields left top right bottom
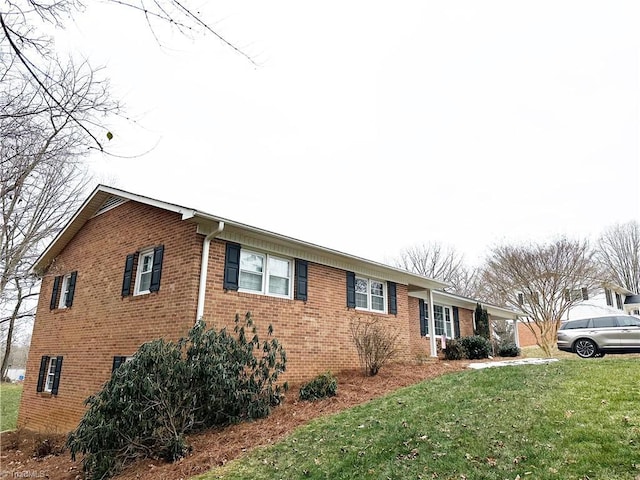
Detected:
left=205, top=358, right=640, bottom=480
left=0, top=382, right=22, bottom=431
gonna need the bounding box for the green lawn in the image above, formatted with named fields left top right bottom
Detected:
left=201, top=359, right=640, bottom=480
left=0, top=382, right=22, bottom=431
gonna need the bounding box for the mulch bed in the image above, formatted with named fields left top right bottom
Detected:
left=1, top=359, right=477, bottom=480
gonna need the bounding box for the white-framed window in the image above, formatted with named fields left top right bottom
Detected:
left=239, top=249, right=292, bottom=298
left=44, top=357, right=58, bottom=393
left=355, top=276, right=386, bottom=313
left=58, top=274, right=73, bottom=309
left=434, top=305, right=453, bottom=338
left=134, top=249, right=155, bottom=295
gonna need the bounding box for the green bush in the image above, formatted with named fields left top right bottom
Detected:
left=497, top=342, right=521, bottom=357
left=459, top=335, right=492, bottom=360
left=299, top=372, right=338, bottom=401
left=443, top=338, right=466, bottom=360
left=67, top=313, right=286, bottom=480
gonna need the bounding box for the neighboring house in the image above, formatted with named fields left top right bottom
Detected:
left=19, top=185, right=519, bottom=432
left=517, top=283, right=639, bottom=347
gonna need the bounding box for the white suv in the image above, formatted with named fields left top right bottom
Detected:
left=557, top=315, right=640, bottom=358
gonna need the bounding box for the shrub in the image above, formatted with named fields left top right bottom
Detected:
left=459, top=335, right=492, bottom=360
left=443, top=338, right=466, bottom=360
left=349, top=317, right=400, bottom=376
left=498, top=342, right=521, bottom=357
left=299, top=372, right=338, bottom=401
left=67, top=313, right=286, bottom=480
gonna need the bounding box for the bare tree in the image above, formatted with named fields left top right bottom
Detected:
left=0, top=60, right=96, bottom=380
left=479, top=238, right=600, bottom=357
left=596, top=221, right=640, bottom=294
left=395, top=242, right=479, bottom=296
left=1, top=0, right=255, bottom=152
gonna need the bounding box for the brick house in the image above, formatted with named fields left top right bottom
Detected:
left=19, top=185, right=519, bottom=432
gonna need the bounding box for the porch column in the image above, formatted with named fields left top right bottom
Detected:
left=428, top=288, right=437, bottom=357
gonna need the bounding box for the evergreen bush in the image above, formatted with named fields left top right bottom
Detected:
left=443, top=338, right=466, bottom=360
left=299, top=372, right=338, bottom=401
left=459, top=335, right=492, bottom=360
left=497, top=342, right=521, bottom=357
left=67, top=313, right=286, bottom=479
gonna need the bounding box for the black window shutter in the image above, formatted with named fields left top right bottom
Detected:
left=36, top=356, right=49, bottom=392
left=112, top=356, right=127, bottom=372
left=564, top=289, right=570, bottom=302
left=581, top=287, right=589, bottom=301
left=223, top=243, right=241, bottom=290
left=419, top=299, right=426, bottom=336
left=149, top=245, right=164, bottom=292
left=346, top=271, right=356, bottom=308
left=388, top=281, right=397, bottom=315
left=65, top=271, right=78, bottom=307
left=452, top=306, right=461, bottom=339
left=295, top=259, right=308, bottom=301
left=517, top=293, right=524, bottom=305
left=121, top=253, right=137, bottom=297
left=51, top=356, right=63, bottom=395
left=50, top=276, right=61, bottom=310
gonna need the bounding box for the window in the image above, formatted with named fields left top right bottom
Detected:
left=122, top=245, right=164, bottom=297
left=238, top=249, right=292, bottom=298
left=45, top=357, right=57, bottom=392
left=58, top=274, right=73, bottom=308
left=354, top=276, right=385, bottom=313
left=49, top=271, right=77, bottom=309
left=592, top=316, right=617, bottom=328
left=617, top=316, right=640, bottom=327
left=433, top=305, right=453, bottom=338
left=605, top=288, right=613, bottom=306
left=616, top=293, right=623, bottom=310
left=135, top=249, right=154, bottom=294
left=112, top=355, right=134, bottom=372
left=36, top=356, right=63, bottom=395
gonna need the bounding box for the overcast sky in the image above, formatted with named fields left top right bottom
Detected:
left=56, top=1, right=639, bottom=266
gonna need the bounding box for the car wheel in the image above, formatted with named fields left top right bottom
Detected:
left=574, top=339, right=597, bottom=358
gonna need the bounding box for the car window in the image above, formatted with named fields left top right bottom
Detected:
left=591, top=316, right=618, bottom=328
left=565, top=318, right=590, bottom=329
left=617, top=316, right=640, bottom=327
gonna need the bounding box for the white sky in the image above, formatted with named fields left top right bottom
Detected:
left=56, top=1, right=639, bottom=266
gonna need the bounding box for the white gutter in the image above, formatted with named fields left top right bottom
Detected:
left=196, top=222, right=225, bottom=322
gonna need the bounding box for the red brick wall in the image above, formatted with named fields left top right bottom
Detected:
left=18, top=202, right=203, bottom=432
left=20, top=199, right=482, bottom=432
left=518, top=321, right=541, bottom=347
left=201, top=239, right=415, bottom=382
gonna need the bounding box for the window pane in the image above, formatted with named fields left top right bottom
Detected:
left=434, top=305, right=444, bottom=336
left=268, top=257, right=289, bottom=278
left=370, top=281, right=383, bottom=296
left=269, top=276, right=289, bottom=295
left=139, top=271, right=152, bottom=292
left=371, top=296, right=384, bottom=311
left=241, top=252, right=264, bottom=273
left=356, top=292, right=368, bottom=309
left=239, top=271, right=262, bottom=291
left=355, top=278, right=368, bottom=294
left=141, top=254, right=153, bottom=272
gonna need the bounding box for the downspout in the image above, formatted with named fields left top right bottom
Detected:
left=196, top=222, right=225, bottom=322
left=428, top=288, right=437, bottom=357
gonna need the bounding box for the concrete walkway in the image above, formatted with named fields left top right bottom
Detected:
left=467, top=358, right=559, bottom=370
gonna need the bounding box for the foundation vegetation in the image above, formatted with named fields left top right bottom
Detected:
left=66, top=313, right=287, bottom=480
left=299, top=372, right=338, bottom=401
left=349, top=317, right=401, bottom=376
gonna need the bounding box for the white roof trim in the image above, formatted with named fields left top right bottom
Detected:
left=32, top=185, right=450, bottom=291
